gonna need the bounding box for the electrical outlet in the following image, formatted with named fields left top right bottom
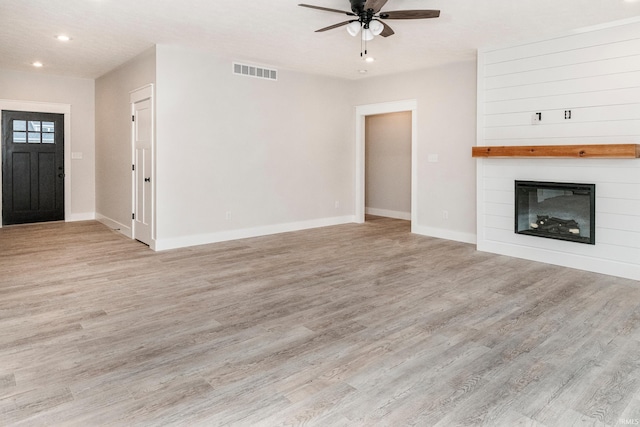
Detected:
left=225, top=211, right=232, bottom=220
left=532, top=112, right=542, bottom=124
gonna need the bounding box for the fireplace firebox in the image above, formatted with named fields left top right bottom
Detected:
left=515, top=181, right=595, bottom=245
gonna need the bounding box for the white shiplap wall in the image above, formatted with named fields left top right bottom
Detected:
left=477, top=18, right=640, bottom=281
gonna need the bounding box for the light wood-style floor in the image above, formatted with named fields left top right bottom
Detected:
left=1, top=217, right=640, bottom=426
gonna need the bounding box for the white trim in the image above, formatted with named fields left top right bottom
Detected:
left=365, top=207, right=411, bottom=221
left=154, top=215, right=356, bottom=251
left=96, top=213, right=132, bottom=238
left=479, top=240, right=640, bottom=281
left=68, top=212, right=96, bottom=222
left=0, top=99, right=72, bottom=228
left=355, top=100, right=418, bottom=231
left=413, top=224, right=477, bottom=245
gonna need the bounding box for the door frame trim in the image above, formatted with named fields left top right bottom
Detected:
left=354, top=99, right=418, bottom=231
left=0, top=100, right=71, bottom=228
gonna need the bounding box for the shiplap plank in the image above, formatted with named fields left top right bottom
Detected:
left=485, top=39, right=640, bottom=77
left=483, top=135, right=640, bottom=146
left=485, top=87, right=640, bottom=115
left=485, top=55, right=640, bottom=90
left=483, top=177, right=514, bottom=192
left=484, top=189, right=512, bottom=204
left=598, top=228, right=640, bottom=249
left=484, top=227, right=640, bottom=265
left=484, top=120, right=640, bottom=141
left=483, top=20, right=640, bottom=65
left=481, top=161, right=640, bottom=184
left=597, top=183, right=640, bottom=200
left=598, top=197, right=640, bottom=216
left=484, top=202, right=513, bottom=217
left=485, top=105, right=640, bottom=128
left=598, top=213, right=640, bottom=233
left=485, top=71, right=640, bottom=102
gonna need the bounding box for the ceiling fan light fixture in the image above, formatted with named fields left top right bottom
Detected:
left=346, top=21, right=361, bottom=36
left=362, top=28, right=375, bottom=41
left=369, top=20, right=384, bottom=36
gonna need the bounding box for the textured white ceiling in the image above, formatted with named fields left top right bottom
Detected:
left=1, top=0, right=640, bottom=80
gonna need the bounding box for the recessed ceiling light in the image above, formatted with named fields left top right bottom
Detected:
left=358, top=69, right=368, bottom=74
left=56, top=35, right=71, bottom=42
left=32, top=61, right=43, bottom=68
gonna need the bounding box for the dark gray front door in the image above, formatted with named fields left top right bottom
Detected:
left=2, top=110, right=64, bottom=225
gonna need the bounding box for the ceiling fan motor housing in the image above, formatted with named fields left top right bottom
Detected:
left=349, top=0, right=367, bottom=14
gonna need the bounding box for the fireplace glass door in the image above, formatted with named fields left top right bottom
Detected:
left=515, top=181, right=595, bottom=245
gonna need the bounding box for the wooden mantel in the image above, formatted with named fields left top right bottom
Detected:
left=472, top=144, right=640, bottom=159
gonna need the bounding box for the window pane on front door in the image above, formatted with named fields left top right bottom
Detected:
left=28, top=132, right=41, bottom=143
left=13, top=132, right=26, bottom=143
left=42, top=133, right=54, bottom=144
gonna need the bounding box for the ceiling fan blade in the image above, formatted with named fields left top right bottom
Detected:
left=299, top=4, right=355, bottom=16
left=364, top=0, right=388, bottom=13
left=315, top=20, right=353, bottom=32
left=380, top=10, right=441, bottom=20
left=379, top=20, right=395, bottom=37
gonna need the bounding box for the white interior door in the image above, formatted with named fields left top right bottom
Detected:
left=131, top=86, right=154, bottom=246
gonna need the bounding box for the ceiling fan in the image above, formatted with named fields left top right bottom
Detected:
left=299, top=0, right=440, bottom=45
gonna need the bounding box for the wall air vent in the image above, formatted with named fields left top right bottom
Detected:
left=233, top=63, right=278, bottom=81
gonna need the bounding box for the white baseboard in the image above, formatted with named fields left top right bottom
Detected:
left=365, top=207, right=411, bottom=221
left=412, top=224, right=477, bottom=245
left=96, top=214, right=132, bottom=238
left=478, top=240, right=640, bottom=281
left=67, top=212, right=96, bottom=222
left=155, top=215, right=356, bottom=251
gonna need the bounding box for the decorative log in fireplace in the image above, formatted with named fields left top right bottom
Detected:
left=515, top=181, right=595, bottom=245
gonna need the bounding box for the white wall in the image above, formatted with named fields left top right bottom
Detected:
left=354, top=61, right=478, bottom=243
left=365, top=112, right=412, bottom=220
left=154, top=45, right=355, bottom=249
left=0, top=69, right=95, bottom=221
left=95, top=47, right=156, bottom=235
left=477, top=18, right=640, bottom=280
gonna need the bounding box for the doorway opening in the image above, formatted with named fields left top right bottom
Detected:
left=365, top=111, right=412, bottom=222
left=355, top=100, right=417, bottom=231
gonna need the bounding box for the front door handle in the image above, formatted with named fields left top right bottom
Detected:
left=58, top=173, right=65, bottom=178
left=144, top=177, right=151, bottom=183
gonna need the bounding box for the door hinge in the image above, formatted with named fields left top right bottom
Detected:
left=132, top=115, right=135, bottom=122
left=132, top=164, right=135, bottom=171
left=132, top=213, right=135, bottom=220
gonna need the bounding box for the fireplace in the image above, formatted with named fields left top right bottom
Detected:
left=515, top=181, right=596, bottom=245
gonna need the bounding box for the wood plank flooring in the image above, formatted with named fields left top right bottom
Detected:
left=1, top=217, right=639, bottom=426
